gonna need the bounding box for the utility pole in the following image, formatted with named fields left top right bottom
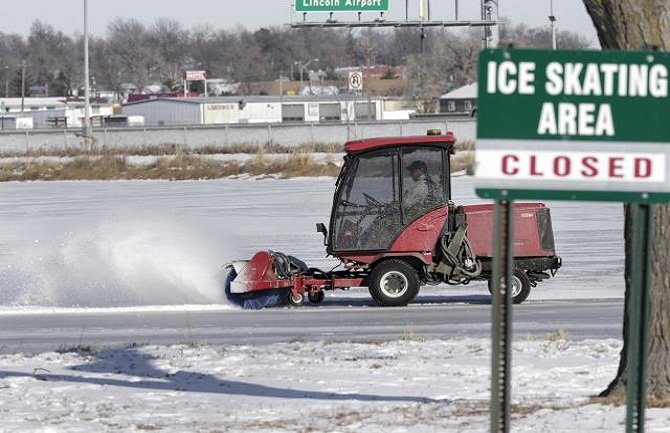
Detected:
left=480, top=0, right=499, bottom=49
left=549, top=0, right=557, bottom=50
left=419, top=0, right=428, bottom=55
left=295, top=59, right=318, bottom=96
left=83, top=0, right=92, bottom=148
left=20, top=62, right=29, bottom=116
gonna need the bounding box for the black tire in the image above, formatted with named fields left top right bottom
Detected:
left=368, top=260, right=421, bottom=307
left=308, top=290, right=325, bottom=304
left=487, top=269, right=532, bottom=304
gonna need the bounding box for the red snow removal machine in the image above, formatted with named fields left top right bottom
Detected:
left=224, top=131, right=561, bottom=309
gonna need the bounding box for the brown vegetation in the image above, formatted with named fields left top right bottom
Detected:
left=0, top=145, right=475, bottom=181
left=0, top=153, right=343, bottom=182
left=0, top=142, right=344, bottom=159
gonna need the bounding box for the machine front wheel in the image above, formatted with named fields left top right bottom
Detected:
left=368, top=260, right=420, bottom=307
left=287, top=290, right=304, bottom=306
left=487, top=269, right=532, bottom=304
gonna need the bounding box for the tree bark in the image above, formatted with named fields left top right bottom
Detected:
left=583, top=0, right=670, bottom=402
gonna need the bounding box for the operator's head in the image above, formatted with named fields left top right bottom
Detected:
left=407, top=160, right=427, bottom=181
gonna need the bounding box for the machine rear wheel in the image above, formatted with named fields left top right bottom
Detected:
left=308, top=290, right=325, bottom=304
left=487, top=269, right=532, bottom=304
left=368, top=260, right=420, bottom=307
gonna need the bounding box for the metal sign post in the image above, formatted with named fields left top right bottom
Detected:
left=626, top=204, right=654, bottom=433
left=477, top=48, right=670, bottom=432
left=490, top=199, right=514, bottom=433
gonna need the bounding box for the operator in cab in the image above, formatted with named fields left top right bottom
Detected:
left=404, top=160, right=439, bottom=220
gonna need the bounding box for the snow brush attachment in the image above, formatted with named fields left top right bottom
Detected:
left=223, top=251, right=307, bottom=310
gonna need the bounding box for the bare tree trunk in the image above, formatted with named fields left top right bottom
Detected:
left=583, top=0, right=670, bottom=402
left=648, top=203, right=670, bottom=401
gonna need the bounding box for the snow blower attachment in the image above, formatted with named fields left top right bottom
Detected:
left=224, top=132, right=561, bottom=309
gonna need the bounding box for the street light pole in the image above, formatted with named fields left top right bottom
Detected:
left=294, top=59, right=318, bottom=96
left=20, top=62, right=26, bottom=116
left=83, top=0, right=92, bottom=148
left=549, top=0, right=557, bottom=50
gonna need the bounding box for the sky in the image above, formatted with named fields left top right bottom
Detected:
left=2, top=0, right=598, bottom=43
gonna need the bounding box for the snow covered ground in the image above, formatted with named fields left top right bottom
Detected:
left=1, top=337, right=669, bottom=432
left=0, top=175, right=651, bottom=432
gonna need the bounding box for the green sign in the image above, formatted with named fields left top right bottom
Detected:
left=295, top=0, right=389, bottom=12
left=476, top=48, right=670, bottom=203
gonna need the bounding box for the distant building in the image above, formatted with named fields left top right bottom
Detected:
left=120, top=95, right=408, bottom=127
left=0, top=97, right=68, bottom=113
left=439, top=83, right=478, bottom=117
left=0, top=97, right=113, bottom=128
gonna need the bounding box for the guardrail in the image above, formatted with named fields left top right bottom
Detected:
left=0, top=118, right=476, bottom=153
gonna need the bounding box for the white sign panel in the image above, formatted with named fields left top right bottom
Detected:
left=348, top=71, right=363, bottom=91
left=185, top=70, right=207, bottom=81
left=477, top=149, right=666, bottom=183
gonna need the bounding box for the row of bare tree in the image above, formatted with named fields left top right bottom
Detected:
left=0, top=18, right=590, bottom=101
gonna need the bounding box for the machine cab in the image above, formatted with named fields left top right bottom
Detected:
left=326, top=134, right=456, bottom=255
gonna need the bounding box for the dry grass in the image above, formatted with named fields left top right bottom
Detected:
left=0, top=141, right=478, bottom=181
left=0, top=153, right=342, bottom=181
left=454, top=139, right=475, bottom=152
left=547, top=329, right=570, bottom=342
left=451, top=151, right=475, bottom=173
left=0, top=142, right=343, bottom=158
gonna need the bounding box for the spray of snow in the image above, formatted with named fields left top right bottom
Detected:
left=0, top=215, right=235, bottom=307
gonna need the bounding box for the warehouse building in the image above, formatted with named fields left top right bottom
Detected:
left=121, top=95, right=403, bottom=127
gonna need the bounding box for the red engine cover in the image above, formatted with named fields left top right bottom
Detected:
left=463, top=203, right=557, bottom=258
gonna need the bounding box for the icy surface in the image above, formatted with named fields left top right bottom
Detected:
left=0, top=176, right=624, bottom=307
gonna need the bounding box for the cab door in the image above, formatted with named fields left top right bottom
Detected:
left=331, top=149, right=402, bottom=252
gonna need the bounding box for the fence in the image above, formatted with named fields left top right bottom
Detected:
left=0, top=118, right=476, bottom=153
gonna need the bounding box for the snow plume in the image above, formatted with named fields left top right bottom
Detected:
left=0, top=216, right=233, bottom=307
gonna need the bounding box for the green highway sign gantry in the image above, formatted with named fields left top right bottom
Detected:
left=295, top=0, right=389, bottom=12
left=476, top=48, right=670, bottom=203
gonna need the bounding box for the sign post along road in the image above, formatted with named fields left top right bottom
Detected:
left=476, top=49, right=670, bottom=203
left=295, top=0, right=389, bottom=12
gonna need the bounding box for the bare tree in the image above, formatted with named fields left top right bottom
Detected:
left=583, top=0, right=670, bottom=403
left=148, top=19, right=189, bottom=91
left=403, top=30, right=479, bottom=113
left=498, top=19, right=591, bottom=49
left=106, top=18, right=158, bottom=93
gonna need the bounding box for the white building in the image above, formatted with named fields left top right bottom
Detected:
left=0, top=97, right=68, bottom=114
left=0, top=97, right=114, bottom=128
left=121, top=96, right=402, bottom=127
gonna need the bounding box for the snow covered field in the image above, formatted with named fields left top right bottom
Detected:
left=0, top=176, right=651, bottom=432
left=1, top=337, right=669, bottom=432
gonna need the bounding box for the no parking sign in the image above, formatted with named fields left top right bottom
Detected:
left=348, top=71, right=363, bottom=92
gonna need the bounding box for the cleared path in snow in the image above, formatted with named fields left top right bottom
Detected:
left=0, top=176, right=626, bottom=353
left=0, top=298, right=623, bottom=354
